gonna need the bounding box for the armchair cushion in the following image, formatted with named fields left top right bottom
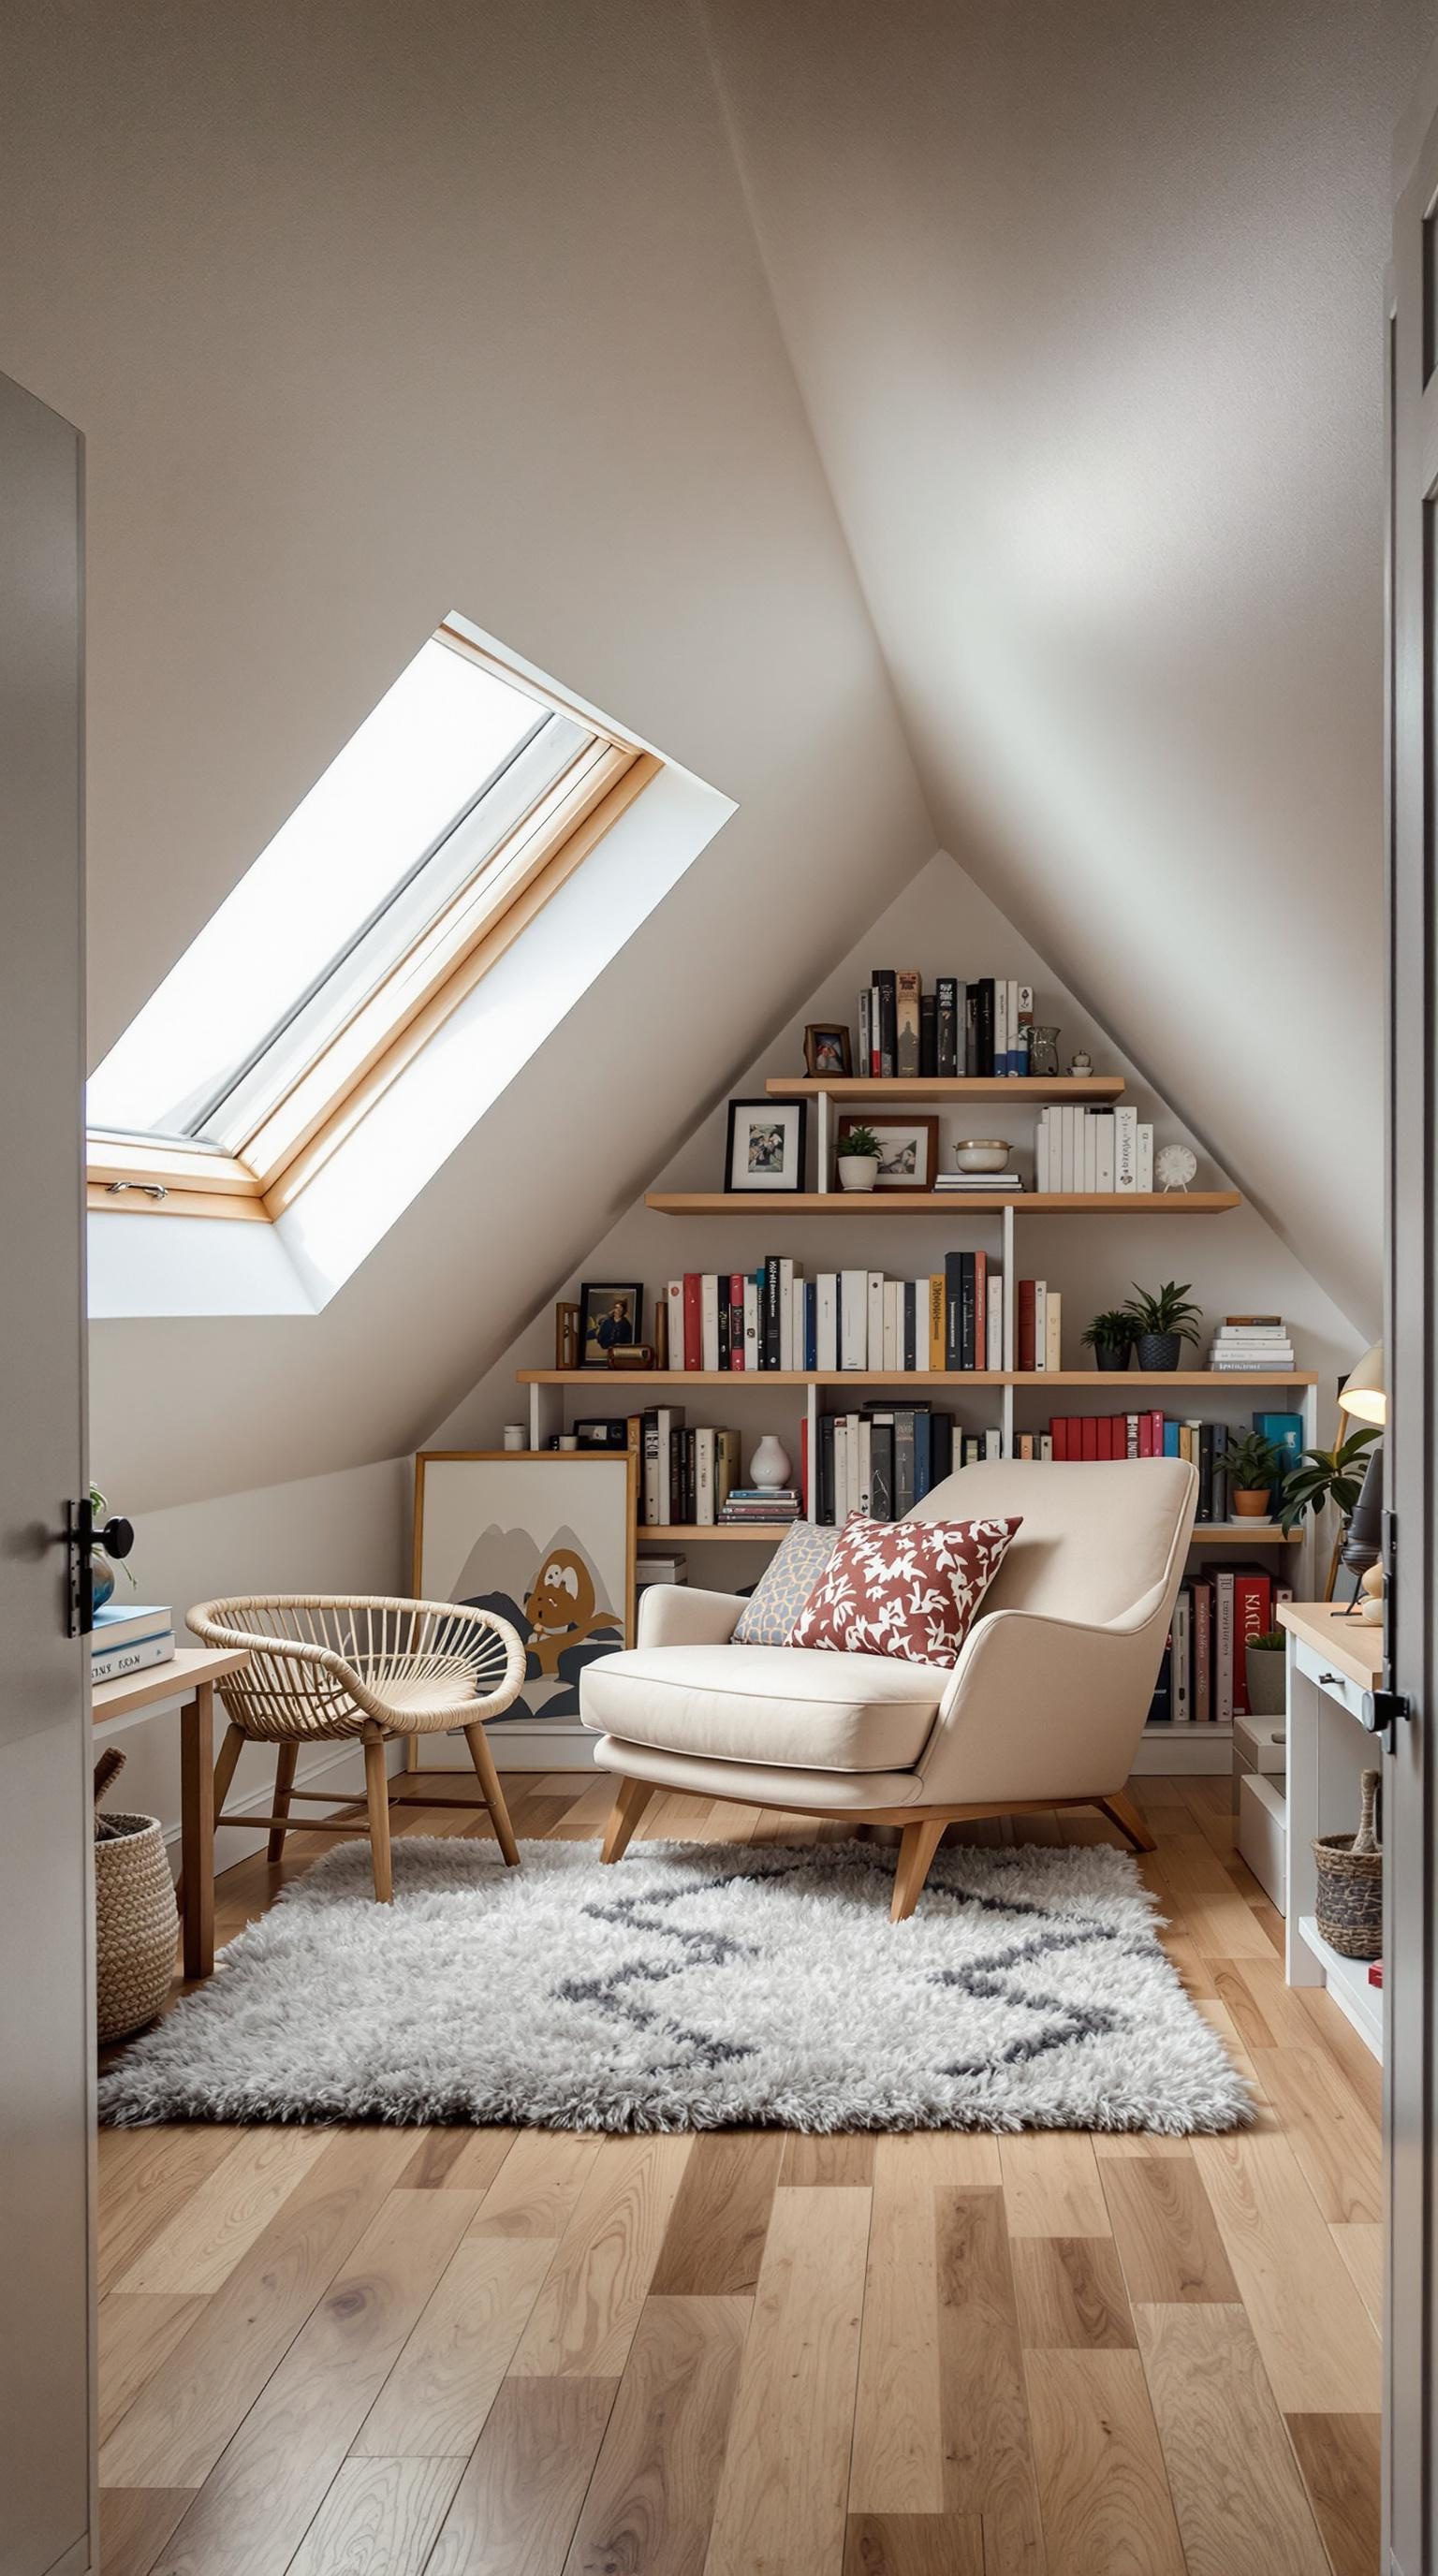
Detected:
left=580, top=1642, right=948, bottom=1771
left=787, top=1514, right=1021, bottom=1667
left=731, top=1520, right=839, bottom=1645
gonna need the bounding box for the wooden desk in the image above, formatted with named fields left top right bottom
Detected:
left=91, top=1647, right=249, bottom=1980
left=1277, top=1601, right=1385, bottom=2057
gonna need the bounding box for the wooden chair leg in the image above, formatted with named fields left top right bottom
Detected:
left=891, top=1818, right=947, bottom=1923
left=364, top=1731, right=393, bottom=1902
left=1094, top=1790, right=1157, bottom=1854
left=268, top=1741, right=298, bottom=1863
left=601, top=1777, right=656, bottom=1865
left=462, top=1720, right=521, bottom=1868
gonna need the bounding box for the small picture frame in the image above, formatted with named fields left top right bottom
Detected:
left=579, top=1282, right=645, bottom=1367
left=803, top=1022, right=853, bottom=1079
left=837, top=1111, right=940, bottom=1190
left=555, top=1301, right=581, bottom=1370
left=725, top=1097, right=809, bottom=1193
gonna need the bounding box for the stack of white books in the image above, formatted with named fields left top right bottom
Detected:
left=636, top=1552, right=688, bottom=1588
left=1035, top=1105, right=1153, bottom=1192
left=90, top=1601, right=175, bottom=1685
left=934, top=1171, right=1023, bottom=1192
left=1207, top=1317, right=1295, bottom=1370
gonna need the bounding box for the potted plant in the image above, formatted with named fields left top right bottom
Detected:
left=1278, top=1427, right=1380, bottom=1539
left=1121, top=1281, right=1203, bottom=1372
left=1244, top=1628, right=1287, bottom=1719
left=1081, top=1309, right=1135, bottom=1372
left=1217, top=1427, right=1285, bottom=1519
left=836, top=1124, right=882, bottom=1193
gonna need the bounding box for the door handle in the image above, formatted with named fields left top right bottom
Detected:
left=61, top=1497, right=134, bottom=1638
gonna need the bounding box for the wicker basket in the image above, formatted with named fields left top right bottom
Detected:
left=95, top=1809, right=177, bottom=2043
left=1313, top=1832, right=1384, bottom=1961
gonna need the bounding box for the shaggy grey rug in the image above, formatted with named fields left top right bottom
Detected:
left=96, top=1837, right=1252, bottom=2135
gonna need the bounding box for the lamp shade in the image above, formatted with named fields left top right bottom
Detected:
left=1339, top=1341, right=1386, bottom=1428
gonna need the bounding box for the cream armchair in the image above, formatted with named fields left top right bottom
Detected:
left=580, top=1458, right=1198, bottom=1920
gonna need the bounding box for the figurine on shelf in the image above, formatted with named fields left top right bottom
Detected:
left=1066, top=1049, right=1093, bottom=1078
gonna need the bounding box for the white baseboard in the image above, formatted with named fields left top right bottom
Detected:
left=412, top=1722, right=599, bottom=1772
left=1132, top=1727, right=1233, bottom=1775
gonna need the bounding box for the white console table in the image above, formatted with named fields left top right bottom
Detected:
left=1278, top=1601, right=1385, bottom=2060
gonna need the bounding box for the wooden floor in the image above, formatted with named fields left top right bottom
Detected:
left=97, top=1768, right=1384, bottom=2576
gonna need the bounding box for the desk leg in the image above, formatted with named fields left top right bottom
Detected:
left=180, top=1683, right=216, bottom=1980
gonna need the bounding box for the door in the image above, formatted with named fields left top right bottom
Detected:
left=0, top=375, right=94, bottom=2570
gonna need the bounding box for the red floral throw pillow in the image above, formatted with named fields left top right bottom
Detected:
left=785, top=1515, right=1022, bottom=1667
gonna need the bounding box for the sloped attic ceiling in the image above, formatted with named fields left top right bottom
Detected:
left=704, top=0, right=1423, bottom=1333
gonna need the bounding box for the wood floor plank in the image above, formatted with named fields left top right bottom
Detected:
left=844, top=2510, right=986, bottom=2574
left=114, top=2126, right=330, bottom=2294
left=284, top=2455, right=465, bottom=2576
left=1023, top=2348, right=1185, bottom=2576
left=470, top=2130, right=601, bottom=2239
left=97, top=2291, right=207, bottom=2446
left=1329, top=2219, right=1384, bottom=2331
left=934, top=2188, right=1045, bottom=2574
left=1291, top=1983, right=1384, bottom=2125
left=1091, top=2132, right=1193, bottom=2160
left=1136, top=2303, right=1330, bottom=2574
left=355, top=2232, right=556, bottom=2455
left=395, top=2127, right=515, bottom=2190
left=850, top=2146, right=942, bottom=2512
left=704, top=2187, right=871, bottom=2576
left=158, top=2188, right=478, bottom=2576
left=649, top=2130, right=784, bottom=2295
left=1191, top=2128, right=1382, bottom=2411
left=873, top=2132, right=1003, bottom=2186
left=1251, top=2045, right=1383, bottom=2223
left=1010, top=2236, right=1136, bottom=2349
left=1284, top=2411, right=1383, bottom=2576
left=999, top=2134, right=1108, bottom=2236
left=425, top=2377, right=618, bottom=2576
left=97, top=2126, right=244, bottom=2294
left=780, top=2132, right=875, bottom=2185
left=100, top=2127, right=418, bottom=2490
left=508, top=2136, right=691, bottom=2380
left=98, top=2484, right=193, bottom=2576
left=560, top=2294, right=748, bottom=2575
left=1099, top=2157, right=1240, bottom=2304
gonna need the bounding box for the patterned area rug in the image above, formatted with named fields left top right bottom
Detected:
left=96, top=1837, right=1252, bottom=2134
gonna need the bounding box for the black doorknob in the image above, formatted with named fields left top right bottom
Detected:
left=96, top=1515, right=134, bottom=1560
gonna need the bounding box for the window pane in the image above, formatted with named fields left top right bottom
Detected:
left=88, top=637, right=577, bottom=1142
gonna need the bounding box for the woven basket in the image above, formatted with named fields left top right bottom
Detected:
left=95, top=1810, right=177, bottom=2043
left=1313, top=1833, right=1384, bottom=1961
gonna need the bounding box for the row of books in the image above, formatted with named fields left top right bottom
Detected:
left=1150, top=1566, right=1292, bottom=1724
left=1038, top=1412, right=1300, bottom=1518
left=806, top=1404, right=996, bottom=1526
left=1034, top=1106, right=1153, bottom=1193
left=663, top=1263, right=1005, bottom=1374
left=90, top=1600, right=175, bottom=1685
left=860, top=971, right=1041, bottom=1078
left=1207, top=1317, right=1296, bottom=1370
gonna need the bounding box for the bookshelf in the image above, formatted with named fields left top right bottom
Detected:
left=645, top=1192, right=1241, bottom=1215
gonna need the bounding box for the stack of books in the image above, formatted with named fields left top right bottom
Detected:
left=1148, top=1562, right=1294, bottom=1725
left=720, top=1487, right=799, bottom=1527
left=90, top=1602, right=175, bottom=1686
left=1207, top=1316, right=1295, bottom=1370
left=858, top=971, right=1043, bottom=1077
left=934, top=1169, right=1023, bottom=1193
left=1035, top=1105, right=1152, bottom=1192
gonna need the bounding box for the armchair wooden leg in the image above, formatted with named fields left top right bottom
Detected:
left=1094, top=1790, right=1156, bottom=1855
left=364, top=1731, right=393, bottom=1902
left=891, top=1819, right=947, bottom=1923
left=601, top=1778, right=656, bottom=1865
left=462, top=1720, right=521, bottom=1868
left=268, top=1742, right=298, bottom=1863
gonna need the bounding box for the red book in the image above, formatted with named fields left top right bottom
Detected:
left=1149, top=1409, right=1166, bottom=1454
left=1369, top=1961, right=1383, bottom=1987
left=1051, top=1416, right=1067, bottom=1460
left=1081, top=1418, right=1099, bottom=1460
left=1230, top=1569, right=1271, bottom=1716
left=1017, top=1280, right=1036, bottom=1373
left=729, top=1272, right=747, bottom=1369
left=1137, top=1412, right=1154, bottom=1458
left=682, top=1275, right=702, bottom=1372
left=974, top=1251, right=987, bottom=1371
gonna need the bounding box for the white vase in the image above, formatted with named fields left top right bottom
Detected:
left=837, top=1155, right=878, bottom=1192
left=749, top=1436, right=792, bottom=1494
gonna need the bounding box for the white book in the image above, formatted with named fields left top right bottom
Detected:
left=833, top=1418, right=848, bottom=1524
left=696, top=1427, right=716, bottom=1526
left=91, top=1603, right=172, bottom=1653
left=700, top=1275, right=720, bottom=1372
left=1172, top=1591, right=1192, bottom=1722
left=1038, top=1432, right=1053, bottom=1461
left=858, top=1420, right=873, bottom=1516
left=1082, top=1110, right=1097, bottom=1193
left=1045, top=1289, right=1063, bottom=1372
left=778, top=1259, right=795, bottom=1371
left=1059, top=1105, right=1075, bottom=1192
left=666, top=1280, right=684, bottom=1368
left=868, top=1272, right=886, bottom=1369
left=1035, top=1108, right=1050, bottom=1193
left=985, top=1427, right=1003, bottom=1460
left=1017, top=983, right=1033, bottom=1071
left=743, top=1276, right=761, bottom=1371
left=841, top=1269, right=868, bottom=1370
left=1034, top=1281, right=1048, bottom=1370
left=987, top=1272, right=1004, bottom=1371
left=912, top=1279, right=932, bottom=1373
left=995, top=977, right=1008, bottom=1075
left=1137, top=1123, right=1153, bottom=1192
left=883, top=1281, right=901, bottom=1372
left=816, top=1274, right=839, bottom=1372
left=1114, top=1105, right=1138, bottom=1192
left=92, top=1632, right=175, bottom=1685
left=1094, top=1113, right=1115, bottom=1193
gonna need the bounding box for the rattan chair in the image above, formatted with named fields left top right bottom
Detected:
left=187, top=1594, right=527, bottom=1901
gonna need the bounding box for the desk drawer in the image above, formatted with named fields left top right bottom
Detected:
left=1292, top=1635, right=1369, bottom=1723
left=1238, top=1772, right=1286, bottom=1912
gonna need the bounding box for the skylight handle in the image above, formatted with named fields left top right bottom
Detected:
left=103, top=1180, right=168, bottom=1200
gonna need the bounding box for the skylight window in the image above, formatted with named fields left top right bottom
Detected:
left=87, top=623, right=630, bottom=1177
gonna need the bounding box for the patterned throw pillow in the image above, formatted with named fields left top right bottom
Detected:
left=732, top=1520, right=840, bottom=1646
left=785, top=1515, right=1021, bottom=1668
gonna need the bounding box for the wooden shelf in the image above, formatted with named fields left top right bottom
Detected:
left=766, top=1076, right=1126, bottom=1103
left=1298, top=1916, right=1383, bottom=2057
left=643, top=1192, right=1240, bottom=1216
left=521, top=1368, right=1313, bottom=1389
left=640, top=1524, right=792, bottom=1542
left=1012, top=1369, right=1317, bottom=1388
left=1188, top=1524, right=1302, bottom=1544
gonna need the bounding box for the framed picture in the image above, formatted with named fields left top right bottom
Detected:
left=837, top=1111, right=940, bottom=1190
left=725, top=1096, right=808, bottom=1192
left=578, top=1281, right=644, bottom=1366
left=804, top=1022, right=853, bottom=1078
left=414, top=1450, right=637, bottom=1727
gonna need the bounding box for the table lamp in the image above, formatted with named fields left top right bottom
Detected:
left=1337, top=1342, right=1386, bottom=1611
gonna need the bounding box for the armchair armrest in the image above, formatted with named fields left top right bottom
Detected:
left=637, top=1585, right=745, bottom=1649
left=917, top=1581, right=1172, bottom=1807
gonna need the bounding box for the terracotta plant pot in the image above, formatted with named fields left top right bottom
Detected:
left=837, top=1155, right=878, bottom=1192
left=1134, top=1332, right=1181, bottom=1371
left=1232, top=1487, right=1272, bottom=1518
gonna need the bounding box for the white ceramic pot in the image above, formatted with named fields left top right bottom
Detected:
left=749, top=1436, right=792, bottom=1494
left=837, top=1155, right=878, bottom=1191
left=953, top=1139, right=1010, bottom=1175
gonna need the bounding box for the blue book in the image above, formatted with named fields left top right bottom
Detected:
left=1163, top=1420, right=1181, bottom=1458
left=804, top=1279, right=817, bottom=1371
left=1254, top=1411, right=1304, bottom=1507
